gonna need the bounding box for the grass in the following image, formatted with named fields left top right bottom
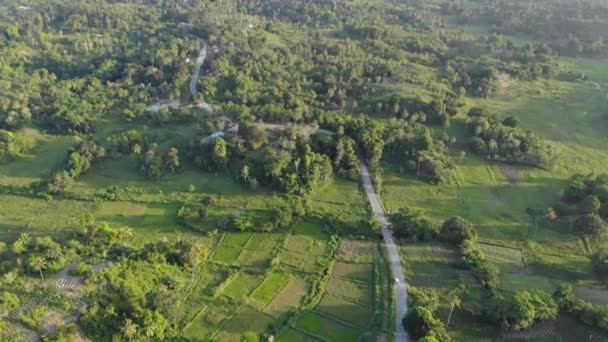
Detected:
left=337, top=240, right=378, bottom=261
left=250, top=270, right=290, bottom=305
left=381, top=56, right=608, bottom=339
left=333, top=262, right=375, bottom=284
left=399, top=244, right=461, bottom=289
left=325, top=277, right=374, bottom=307
left=211, top=246, right=242, bottom=264
left=315, top=294, right=373, bottom=328
left=212, top=306, right=275, bottom=342
left=182, top=297, right=238, bottom=340
left=293, top=221, right=330, bottom=241
left=221, top=271, right=264, bottom=300
left=295, top=311, right=362, bottom=341
left=276, top=328, right=319, bottom=342
left=0, top=194, right=96, bottom=241
left=0, top=128, right=74, bottom=187
left=263, top=277, right=311, bottom=318
left=212, top=233, right=253, bottom=264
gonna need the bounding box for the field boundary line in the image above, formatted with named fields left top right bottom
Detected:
left=478, top=240, right=585, bottom=260
left=208, top=233, right=226, bottom=260
left=333, top=274, right=375, bottom=286
left=312, top=309, right=365, bottom=329
left=291, top=326, right=327, bottom=341
left=207, top=303, right=245, bottom=341
left=235, top=233, right=256, bottom=263
left=257, top=273, right=292, bottom=311
left=298, top=237, right=315, bottom=269
left=323, top=291, right=374, bottom=309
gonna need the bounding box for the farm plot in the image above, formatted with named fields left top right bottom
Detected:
left=182, top=297, right=239, bottom=340
left=281, top=221, right=330, bottom=272
left=325, top=277, right=374, bottom=307
left=212, top=306, right=275, bottom=342
left=250, top=270, right=290, bottom=309
left=211, top=233, right=253, bottom=264
left=301, top=242, right=329, bottom=273
left=295, top=311, right=362, bottom=341
left=399, top=243, right=461, bottom=288
left=315, top=293, right=373, bottom=327
left=338, top=240, right=378, bottom=261
left=333, top=262, right=374, bottom=283
left=181, top=263, right=232, bottom=325
left=237, top=233, right=283, bottom=269
left=264, top=277, right=311, bottom=318
left=221, top=271, right=265, bottom=300
left=276, top=328, right=320, bottom=342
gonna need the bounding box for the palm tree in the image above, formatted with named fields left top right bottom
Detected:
left=29, top=256, right=47, bottom=281
left=446, top=296, right=462, bottom=328
left=121, top=319, right=138, bottom=341
left=446, top=283, right=466, bottom=328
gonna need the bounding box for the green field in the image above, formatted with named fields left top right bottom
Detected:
left=250, top=270, right=291, bottom=306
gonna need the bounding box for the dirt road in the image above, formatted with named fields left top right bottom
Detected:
left=359, top=161, right=409, bottom=342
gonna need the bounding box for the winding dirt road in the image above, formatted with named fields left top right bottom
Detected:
left=146, top=35, right=213, bottom=113
left=359, top=162, right=409, bottom=342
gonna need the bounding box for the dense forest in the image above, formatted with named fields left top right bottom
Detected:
left=0, top=0, right=608, bottom=341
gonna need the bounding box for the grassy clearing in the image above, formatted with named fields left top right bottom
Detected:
left=264, top=277, right=311, bottom=318
left=0, top=195, right=96, bottom=241
left=0, top=129, right=74, bottom=187
left=315, top=294, right=373, bottom=328
left=250, top=270, right=290, bottom=305
left=333, top=262, right=374, bottom=284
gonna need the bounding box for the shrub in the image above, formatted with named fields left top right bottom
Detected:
left=389, top=207, right=437, bottom=241
left=591, top=249, right=608, bottom=276
left=403, top=306, right=451, bottom=341
left=441, top=216, right=476, bottom=245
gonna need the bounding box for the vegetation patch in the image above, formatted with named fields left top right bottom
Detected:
left=337, top=240, right=378, bottom=261
left=326, top=277, right=374, bottom=307
left=333, top=262, right=375, bottom=283
left=221, top=272, right=264, bottom=300
left=315, top=294, right=373, bottom=328
left=264, top=277, right=311, bottom=318
left=250, top=270, right=291, bottom=305
left=212, top=306, right=275, bottom=342
left=296, top=311, right=362, bottom=341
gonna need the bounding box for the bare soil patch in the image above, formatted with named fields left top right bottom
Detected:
left=499, top=164, right=519, bottom=184
left=575, top=286, right=608, bottom=305
left=338, top=240, right=378, bottom=260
